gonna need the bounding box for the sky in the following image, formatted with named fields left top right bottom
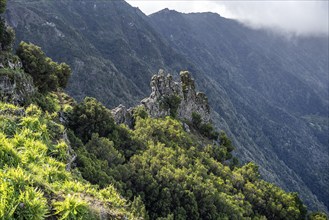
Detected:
left=126, top=1, right=329, bottom=37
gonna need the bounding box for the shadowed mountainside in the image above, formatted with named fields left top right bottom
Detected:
left=6, top=0, right=328, bottom=212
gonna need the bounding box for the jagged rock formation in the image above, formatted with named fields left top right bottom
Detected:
left=0, top=55, right=35, bottom=105
left=111, top=104, right=134, bottom=128
left=112, top=70, right=210, bottom=126
left=142, top=70, right=210, bottom=122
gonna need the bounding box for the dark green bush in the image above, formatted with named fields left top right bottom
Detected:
left=68, top=97, right=115, bottom=143
left=16, top=42, right=71, bottom=93
left=160, top=95, right=181, bottom=118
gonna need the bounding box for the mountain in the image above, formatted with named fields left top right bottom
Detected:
left=5, top=0, right=329, bottom=213
left=6, top=0, right=200, bottom=107
left=149, top=10, right=329, bottom=211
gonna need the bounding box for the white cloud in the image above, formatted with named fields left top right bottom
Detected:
left=217, top=1, right=329, bottom=37
left=126, top=0, right=329, bottom=36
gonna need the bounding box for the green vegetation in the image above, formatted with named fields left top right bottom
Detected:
left=0, top=102, right=135, bottom=219
left=68, top=110, right=310, bottom=219
left=16, top=42, right=71, bottom=93
left=0, top=0, right=6, bottom=14
left=160, top=95, right=181, bottom=118
left=0, top=0, right=14, bottom=51
left=192, top=112, right=219, bottom=140
left=0, top=1, right=327, bottom=218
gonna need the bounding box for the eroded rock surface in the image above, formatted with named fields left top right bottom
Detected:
left=112, top=70, right=210, bottom=126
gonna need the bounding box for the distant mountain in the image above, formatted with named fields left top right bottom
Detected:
left=6, top=0, right=328, bottom=212
left=6, top=0, right=198, bottom=107
left=149, top=9, right=329, bottom=211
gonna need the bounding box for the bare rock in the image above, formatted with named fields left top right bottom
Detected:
left=0, top=73, right=35, bottom=105
left=111, top=70, right=211, bottom=126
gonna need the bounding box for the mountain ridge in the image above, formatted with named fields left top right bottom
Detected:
left=5, top=0, right=329, bottom=213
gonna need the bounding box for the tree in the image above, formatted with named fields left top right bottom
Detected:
left=0, top=0, right=6, bottom=14
left=0, top=0, right=15, bottom=52
left=16, top=42, right=71, bottom=92
left=68, top=97, right=115, bottom=143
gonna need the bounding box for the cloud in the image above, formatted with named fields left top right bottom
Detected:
left=217, top=1, right=329, bottom=37
left=126, top=1, right=328, bottom=37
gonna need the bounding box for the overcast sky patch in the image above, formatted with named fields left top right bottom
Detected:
left=126, top=0, right=329, bottom=37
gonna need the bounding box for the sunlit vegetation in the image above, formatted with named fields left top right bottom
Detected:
left=68, top=99, right=311, bottom=219
left=0, top=102, right=135, bottom=219
left=0, top=0, right=327, bottom=218
left=16, top=42, right=71, bottom=93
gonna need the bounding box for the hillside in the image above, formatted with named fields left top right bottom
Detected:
left=5, top=0, right=329, bottom=213
left=149, top=9, right=329, bottom=212
left=0, top=48, right=314, bottom=219
left=1, top=0, right=329, bottom=219
left=6, top=0, right=200, bottom=107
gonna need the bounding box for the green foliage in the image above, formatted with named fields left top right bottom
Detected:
left=85, top=133, right=125, bottom=167
left=131, top=196, right=149, bottom=220
left=68, top=97, right=115, bottom=143
left=14, top=187, right=48, bottom=220
left=53, top=195, right=90, bottom=220
left=308, top=212, right=328, bottom=220
left=0, top=20, right=15, bottom=51
left=0, top=101, right=135, bottom=219
left=199, top=123, right=219, bottom=140
left=192, top=112, right=218, bottom=140
left=133, top=105, right=148, bottom=120
left=0, top=133, right=20, bottom=168
left=31, top=92, right=61, bottom=113
left=160, top=95, right=181, bottom=118
left=16, top=42, right=71, bottom=93
left=0, top=0, right=6, bottom=14
left=72, top=115, right=306, bottom=220
left=191, top=112, right=202, bottom=128
left=0, top=0, right=15, bottom=52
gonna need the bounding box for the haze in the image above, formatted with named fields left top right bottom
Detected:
left=126, top=0, right=329, bottom=37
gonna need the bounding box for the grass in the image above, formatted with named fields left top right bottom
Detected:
left=0, top=102, right=135, bottom=219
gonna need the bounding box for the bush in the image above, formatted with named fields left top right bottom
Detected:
left=68, top=97, right=115, bottom=143
left=0, top=21, right=15, bottom=51
left=192, top=112, right=202, bottom=128
left=160, top=95, right=181, bottom=118
left=0, top=0, right=6, bottom=14
left=53, top=194, right=91, bottom=220
left=14, top=187, right=48, bottom=220
left=0, top=133, right=20, bottom=168
left=16, top=42, right=71, bottom=93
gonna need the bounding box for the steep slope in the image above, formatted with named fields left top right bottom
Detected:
left=6, top=0, right=196, bottom=107
left=5, top=0, right=328, bottom=213
left=149, top=9, right=329, bottom=212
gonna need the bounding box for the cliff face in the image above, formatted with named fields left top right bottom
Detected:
left=0, top=54, right=35, bottom=105
left=142, top=70, right=210, bottom=123
left=112, top=70, right=210, bottom=126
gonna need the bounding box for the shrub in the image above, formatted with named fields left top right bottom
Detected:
left=0, top=181, right=17, bottom=219
left=53, top=194, right=91, bottom=220
left=16, top=42, right=71, bottom=93
left=0, top=0, right=6, bottom=14
left=68, top=97, right=115, bottom=143
left=14, top=187, right=48, bottom=220
left=191, top=112, right=202, bottom=128
left=133, top=105, right=148, bottom=120
left=0, top=133, right=20, bottom=168
left=160, top=95, right=181, bottom=118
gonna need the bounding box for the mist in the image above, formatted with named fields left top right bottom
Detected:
left=217, top=1, right=328, bottom=37
left=126, top=0, right=329, bottom=37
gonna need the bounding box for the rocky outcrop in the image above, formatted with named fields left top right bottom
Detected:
left=111, top=70, right=211, bottom=126
left=141, top=70, right=210, bottom=123
left=0, top=55, right=35, bottom=105
left=0, top=53, right=22, bottom=69
left=111, top=104, right=134, bottom=128
left=0, top=73, right=35, bottom=105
